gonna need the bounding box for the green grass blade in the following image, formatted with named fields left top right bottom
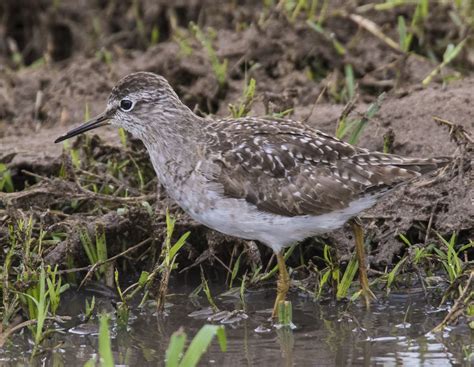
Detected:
left=179, top=325, right=226, bottom=367
left=277, top=300, right=293, bottom=326
left=458, top=241, right=473, bottom=254
left=215, top=326, right=227, bottom=352
left=344, top=64, right=355, bottom=100
left=166, top=328, right=187, bottom=367
left=348, top=92, right=385, bottom=145
left=98, top=314, right=114, bottom=367
left=169, top=231, right=191, bottom=260
left=398, top=15, right=407, bottom=51
left=398, top=233, right=412, bottom=246
left=80, top=230, right=97, bottom=265
left=336, top=256, right=358, bottom=300
left=166, top=210, right=175, bottom=241
left=317, top=269, right=331, bottom=297
left=443, top=39, right=466, bottom=64
left=96, top=228, right=107, bottom=263
left=386, top=257, right=408, bottom=292
left=229, top=253, right=243, bottom=289
left=0, top=163, right=14, bottom=192
left=422, top=39, right=466, bottom=86
left=118, top=127, right=127, bottom=147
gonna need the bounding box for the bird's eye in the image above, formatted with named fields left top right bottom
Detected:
left=120, top=99, right=134, bottom=111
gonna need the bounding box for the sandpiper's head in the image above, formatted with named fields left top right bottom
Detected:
left=55, top=72, right=188, bottom=143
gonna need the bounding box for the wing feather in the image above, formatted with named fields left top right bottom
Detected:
left=205, top=117, right=448, bottom=217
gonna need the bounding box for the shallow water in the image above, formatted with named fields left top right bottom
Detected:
left=1, top=282, right=472, bottom=366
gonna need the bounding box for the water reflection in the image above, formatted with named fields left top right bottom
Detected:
left=0, top=285, right=471, bottom=366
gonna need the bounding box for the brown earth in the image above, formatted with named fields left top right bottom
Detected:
left=0, top=1, right=472, bottom=274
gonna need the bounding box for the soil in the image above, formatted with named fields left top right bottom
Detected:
left=0, top=1, right=472, bottom=273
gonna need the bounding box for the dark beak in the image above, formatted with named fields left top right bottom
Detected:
left=54, top=111, right=111, bottom=143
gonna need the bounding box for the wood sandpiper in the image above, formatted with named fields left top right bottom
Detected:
left=55, top=72, right=450, bottom=317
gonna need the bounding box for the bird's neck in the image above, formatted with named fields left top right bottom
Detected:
left=141, top=112, right=206, bottom=189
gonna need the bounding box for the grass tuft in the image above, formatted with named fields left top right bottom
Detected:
left=190, top=22, right=228, bottom=87
left=228, top=78, right=257, bottom=118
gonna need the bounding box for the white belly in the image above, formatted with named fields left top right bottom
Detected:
left=185, top=194, right=377, bottom=253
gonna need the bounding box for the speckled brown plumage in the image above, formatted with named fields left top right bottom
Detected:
left=206, top=116, right=449, bottom=217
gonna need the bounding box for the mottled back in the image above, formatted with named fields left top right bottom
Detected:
left=205, top=116, right=449, bottom=217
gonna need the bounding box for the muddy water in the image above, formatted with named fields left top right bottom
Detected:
left=1, top=282, right=471, bottom=366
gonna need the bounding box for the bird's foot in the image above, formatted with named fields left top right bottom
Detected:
left=360, top=281, right=377, bottom=309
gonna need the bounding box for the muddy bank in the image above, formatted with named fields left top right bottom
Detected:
left=0, top=1, right=472, bottom=282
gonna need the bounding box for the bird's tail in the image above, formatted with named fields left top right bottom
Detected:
left=355, top=153, right=452, bottom=175
left=389, top=156, right=451, bottom=175
left=344, top=153, right=452, bottom=196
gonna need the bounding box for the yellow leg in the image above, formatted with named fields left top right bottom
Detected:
left=271, top=251, right=290, bottom=318
left=351, top=219, right=376, bottom=308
